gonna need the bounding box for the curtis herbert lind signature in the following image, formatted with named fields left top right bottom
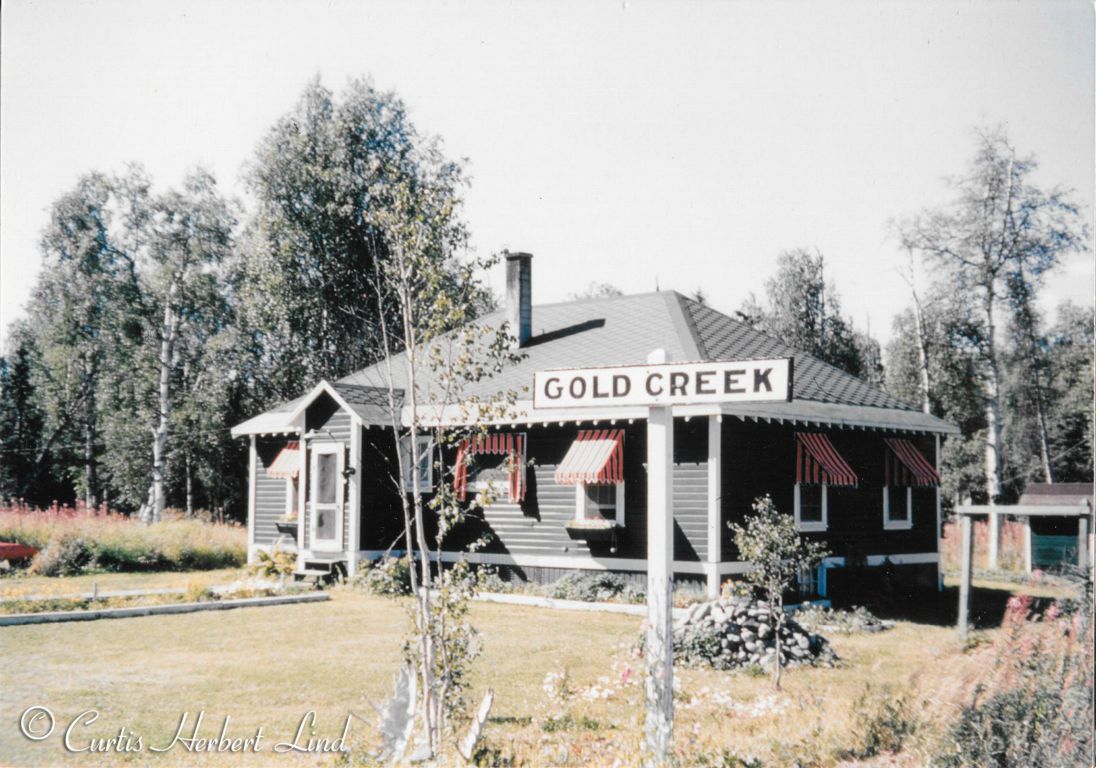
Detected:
left=19, top=706, right=351, bottom=754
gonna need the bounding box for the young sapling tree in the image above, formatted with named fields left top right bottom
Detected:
left=730, top=494, right=829, bottom=691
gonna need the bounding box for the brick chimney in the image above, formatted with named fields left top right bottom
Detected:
left=505, top=252, right=533, bottom=348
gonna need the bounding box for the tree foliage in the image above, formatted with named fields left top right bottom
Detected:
left=739, top=248, right=882, bottom=382
left=730, top=495, right=828, bottom=690
left=896, top=127, right=1089, bottom=502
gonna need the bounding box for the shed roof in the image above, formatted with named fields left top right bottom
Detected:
left=1018, top=483, right=1095, bottom=507
left=234, top=291, right=958, bottom=435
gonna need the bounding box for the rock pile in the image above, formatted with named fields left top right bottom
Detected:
left=672, top=598, right=839, bottom=670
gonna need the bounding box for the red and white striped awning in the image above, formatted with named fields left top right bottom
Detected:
left=267, top=441, right=301, bottom=479
left=796, top=433, right=858, bottom=487
left=453, top=433, right=527, bottom=502
left=884, top=438, right=940, bottom=487
left=555, top=429, right=625, bottom=486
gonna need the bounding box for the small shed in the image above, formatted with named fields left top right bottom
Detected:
left=954, top=483, right=1093, bottom=637
left=1018, top=483, right=1095, bottom=570
left=957, top=483, right=1093, bottom=574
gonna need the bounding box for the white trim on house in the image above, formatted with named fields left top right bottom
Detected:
left=883, top=486, right=914, bottom=530
left=286, top=379, right=366, bottom=429
left=794, top=482, right=828, bottom=532
left=309, top=442, right=344, bottom=552
left=347, top=421, right=362, bottom=576
left=823, top=552, right=940, bottom=566
left=399, top=434, right=435, bottom=493
left=351, top=549, right=941, bottom=574
left=406, top=398, right=959, bottom=435
left=574, top=481, right=625, bottom=524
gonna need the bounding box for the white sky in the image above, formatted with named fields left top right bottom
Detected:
left=2, top=0, right=1093, bottom=352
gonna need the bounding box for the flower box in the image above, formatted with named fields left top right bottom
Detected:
left=564, top=519, right=621, bottom=545
left=275, top=520, right=299, bottom=537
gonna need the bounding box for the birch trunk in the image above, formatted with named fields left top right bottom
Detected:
left=911, top=291, right=932, bottom=415
left=145, top=278, right=180, bottom=523
left=982, top=293, right=1003, bottom=503
left=82, top=356, right=98, bottom=509
left=185, top=450, right=194, bottom=518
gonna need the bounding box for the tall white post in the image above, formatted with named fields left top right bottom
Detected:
left=645, top=350, right=674, bottom=765
left=935, top=435, right=943, bottom=591
left=988, top=510, right=1000, bottom=570
left=247, top=435, right=257, bottom=563
left=958, top=514, right=972, bottom=638
left=1022, top=517, right=1032, bottom=574
left=1077, top=514, right=1089, bottom=571
left=706, top=414, right=722, bottom=599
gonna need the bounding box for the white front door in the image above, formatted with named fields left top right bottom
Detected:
left=310, top=443, right=344, bottom=552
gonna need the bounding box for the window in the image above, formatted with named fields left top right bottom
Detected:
left=400, top=435, right=435, bottom=492
left=576, top=482, right=625, bottom=525
left=794, top=483, right=827, bottom=532
left=285, top=476, right=299, bottom=519
left=316, top=452, right=337, bottom=504
left=883, top=485, right=912, bottom=530
left=470, top=453, right=511, bottom=493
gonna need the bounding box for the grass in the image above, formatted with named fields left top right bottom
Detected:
left=0, top=502, right=247, bottom=575
left=0, top=584, right=1038, bottom=767
left=0, top=569, right=245, bottom=600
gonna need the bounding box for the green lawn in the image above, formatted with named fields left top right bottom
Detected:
left=0, top=584, right=1015, bottom=767
left=0, top=569, right=246, bottom=600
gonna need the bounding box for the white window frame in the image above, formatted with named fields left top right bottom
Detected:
left=309, top=443, right=344, bottom=552
left=883, top=485, right=913, bottom=530
left=575, top=481, right=625, bottom=526
left=399, top=434, right=435, bottom=493
left=794, top=482, right=828, bottom=532
left=284, top=476, right=299, bottom=518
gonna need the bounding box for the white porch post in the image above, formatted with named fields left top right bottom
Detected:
left=347, top=423, right=362, bottom=576
left=644, top=352, right=674, bottom=765
left=987, top=509, right=1000, bottom=571
left=706, top=414, right=722, bottom=599
left=296, top=436, right=307, bottom=560
left=247, top=435, right=257, bottom=563
left=935, top=435, right=943, bottom=591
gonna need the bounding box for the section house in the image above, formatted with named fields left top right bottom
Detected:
left=232, top=254, right=959, bottom=598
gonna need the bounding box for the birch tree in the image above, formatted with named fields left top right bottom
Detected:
left=239, top=77, right=422, bottom=402
left=136, top=170, right=234, bottom=522
left=363, top=151, right=519, bottom=755
left=26, top=173, right=140, bottom=509
left=899, top=127, right=1087, bottom=502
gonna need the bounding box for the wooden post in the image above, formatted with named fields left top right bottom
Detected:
left=706, top=414, right=722, bottom=599
left=987, top=509, right=1000, bottom=570
left=644, top=352, right=674, bottom=765
left=958, top=513, right=972, bottom=638
left=1022, top=517, right=1032, bottom=574
left=1078, top=514, right=1089, bottom=571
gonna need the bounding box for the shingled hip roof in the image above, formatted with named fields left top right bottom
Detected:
left=234, top=290, right=959, bottom=435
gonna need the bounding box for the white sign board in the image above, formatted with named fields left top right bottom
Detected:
left=533, top=358, right=792, bottom=409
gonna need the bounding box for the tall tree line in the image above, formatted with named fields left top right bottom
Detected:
left=737, top=129, right=1090, bottom=506
left=0, top=78, right=468, bottom=519
left=889, top=128, right=1091, bottom=504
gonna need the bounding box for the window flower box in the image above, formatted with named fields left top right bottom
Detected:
left=565, top=519, right=621, bottom=545
left=275, top=519, right=299, bottom=537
